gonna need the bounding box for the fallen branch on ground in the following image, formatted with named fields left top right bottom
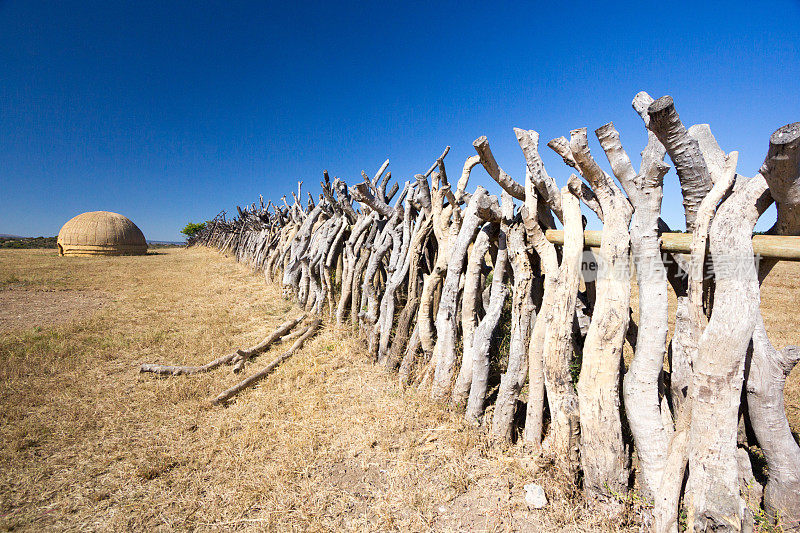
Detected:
left=231, top=314, right=307, bottom=372
left=212, top=318, right=322, bottom=405
left=139, top=314, right=306, bottom=376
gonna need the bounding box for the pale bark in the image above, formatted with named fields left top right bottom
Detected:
left=472, top=135, right=535, bottom=439
left=384, top=297, right=419, bottom=371
left=465, top=228, right=509, bottom=425
left=746, top=122, right=800, bottom=528
left=451, top=223, right=495, bottom=407
left=231, top=313, right=309, bottom=373
left=666, top=125, right=792, bottom=531
left=398, top=322, right=421, bottom=386
left=647, top=95, right=713, bottom=231
left=537, top=186, right=583, bottom=458
left=655, top=406, right=691, bottom=533
left=551, top=137, right=604, bottom=222
left=684, top=174, right=767, bottom=531
left=515, top=128, right=563, bottom=223
left=646, top=96, right=715, bottom=418
left=653, top=150, right=738, bottom=533
left=747, top=318, right=800, bottom=528
left=418, top=175, right=458, bottom=357
left=387, top=217, right=432, bottom=364
left=297, top=261, right=310, bottom=308
left=491, top=216, right=534, bottom=440
left=352, top=181, right=407, bottom=338
left=306, top=217, right=340, bottom=314
left=325, top=219, right=349, bottom=317
left=431, top=187, right=501, bottom=401
left=140, top=314, right=306, bottom=376
left=417, top=158, right=481, bottom=382
left=555, top=127, right=633, bottom=503
left=514, top=128, right=563, bottom=447
left=418, top=264, right=445, bottom=355
left=377, top=203, right=420, bottom=362
left=350, top=224, right=377, bottom=328
left=361, top=223, right=397, bottom=355
left=336, top=215, right=373, bottom=325
left=596, top=103, right=672, bottom=504
left=212, top=319, right=322, bottom=405
left=473, top=136, right=525, bottom=200
left=282, top=203, right=325, bottom=293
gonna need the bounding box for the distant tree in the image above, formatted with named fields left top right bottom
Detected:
left=180, top=222, right=205, bottom=240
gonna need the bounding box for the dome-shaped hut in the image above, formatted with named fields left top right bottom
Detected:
left=57, top=211, right=148, bottom=256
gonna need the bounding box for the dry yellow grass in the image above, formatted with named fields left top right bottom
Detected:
left=0, top=248, right=797, bottom=531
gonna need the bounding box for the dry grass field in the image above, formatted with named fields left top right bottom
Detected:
left=0, top=248, right=797, bottom=532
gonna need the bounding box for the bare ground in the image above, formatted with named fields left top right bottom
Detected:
left=0, top=289, right=109, bottom=332
left=0, top=248, right=797, bottom=532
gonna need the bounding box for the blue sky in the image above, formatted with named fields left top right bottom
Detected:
left=1, top=1, right=799, bottom=240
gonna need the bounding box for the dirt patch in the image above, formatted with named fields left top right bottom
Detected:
left=0, top=289, right=109, bottom=331
left=434, top=475, right=521, bottom=531
left=315, top=455, right=388, bottom=519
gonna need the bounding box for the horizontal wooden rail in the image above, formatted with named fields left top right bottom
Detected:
left=544, top=230, right=800, bottom=261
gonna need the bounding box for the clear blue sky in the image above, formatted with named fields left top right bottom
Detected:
left=1, top=0, right=798, bottom=241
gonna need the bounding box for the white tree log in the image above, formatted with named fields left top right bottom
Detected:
left=398, top=322, right=421, bottom=386
left=451, top=223, right=496, bottom=407
left=377, top=204, right=418, bottom=362
left=335, top=215, right=373, bottom=325
left=652, top=149, right=738, bottom=533
left=491, top=215, right=534, bottom=440
left=387, top=216, right=432, bottom=368
left=473, top=134, right=536, bottom=440
left=465, top=227, right=509, bottom=425
left=514, top=128, right=563, bottom=447
left=745, top=122, right=800, bottom=528
left=537, top=185, right=584, bottom=460
left=646, top=96, right=715, bottom=416
left=684, top=174, right=767, bottom=531
left=647, top=95, right=713, bottom=231
left=595, top=101, right=672, bottom=504
left=431, top=187, right=501, bottom=401
left=552, top=127, right=633, bottom=504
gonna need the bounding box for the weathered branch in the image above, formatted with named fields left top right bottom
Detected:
left=465, top=221, right=509, bottom=424
left=140, top=315, right=306, bottom=375
left=473, top=136, right=525, bottom=200
left=231, top=314, right=308, bottom=372
left=536, top=186, right=583, bottom=465
left=212, top=319, right=322, bottom=405
left=647, top=95, right=713, bottom=231
left=746, top=122, right=800, bottom=527
left=597, top=114, right=670, bottom=507
left=566, top=125, right=633, bottom=504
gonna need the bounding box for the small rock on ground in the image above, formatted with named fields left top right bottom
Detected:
left=524, top=483, right=547, bottom=509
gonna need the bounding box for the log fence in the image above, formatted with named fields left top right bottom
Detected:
left=146, top=93, right=799, bottom=532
